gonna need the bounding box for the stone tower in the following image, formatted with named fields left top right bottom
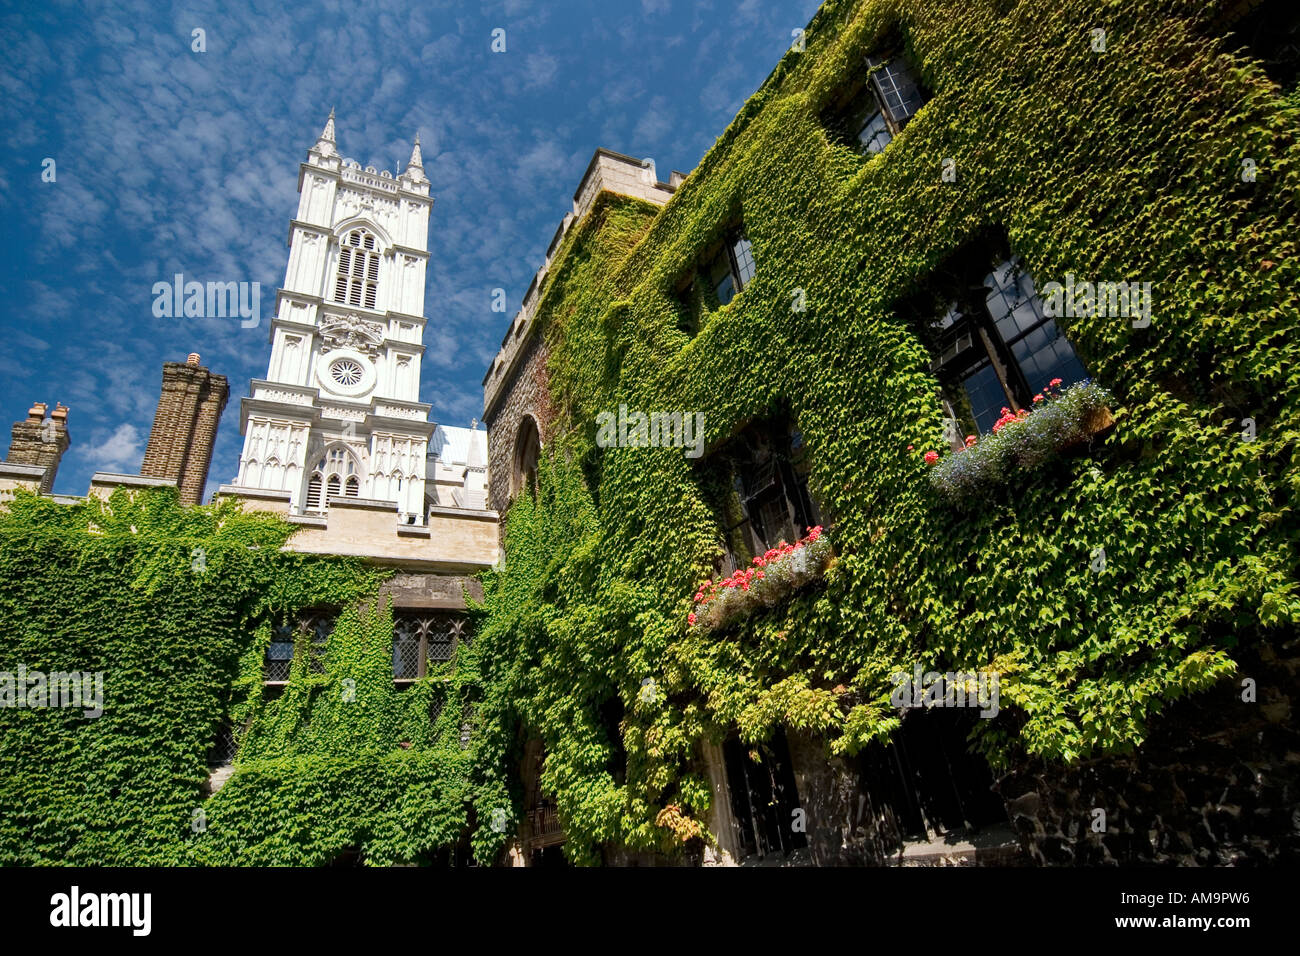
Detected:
left=229, top=110, right=435, bottom=519
left=140, top=353, right=229, bottom=505
left=5, top=402, right=70, bottom=494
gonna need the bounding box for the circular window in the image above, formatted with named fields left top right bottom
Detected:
left=330, top=358, right=364, bottom=387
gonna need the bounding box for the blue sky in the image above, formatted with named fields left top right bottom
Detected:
left=0, top=0, right=821, bottom=499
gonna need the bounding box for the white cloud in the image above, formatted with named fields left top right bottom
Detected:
left=80, top=423, right=144, bottom=473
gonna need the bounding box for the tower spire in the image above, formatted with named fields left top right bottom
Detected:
left=403, top=132, right=427, bottom=183
left=313, top=107, right=338, bottom=158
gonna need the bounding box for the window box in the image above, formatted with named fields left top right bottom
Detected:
left=921, top=380, right=1114, bottom=505
left=688, top=526, right=833, bottom=632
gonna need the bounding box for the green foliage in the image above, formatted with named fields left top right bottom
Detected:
left=0, top=488, right=491, bottom=865
left=472, top=0, right=1300, bottom=862
left=4, top=0, right=1298, bottom=868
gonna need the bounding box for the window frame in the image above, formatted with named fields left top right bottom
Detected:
left=708, top=417, right=822, bottom=577
left=915, top=252, right=1089, bottom=445
left=675, top=225, right=757, bottom=335
left=823, top=50, right=928, bottom=157
left=263, top=609, right=337, bottom=683
left=334, top=229, right=380, bottom=310
left=392, top=611, right=468, bottom=683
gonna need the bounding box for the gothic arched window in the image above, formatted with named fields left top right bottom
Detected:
left=334, top=229, right=380, bottom=310
left=512, top=417, right=540, bottom=499
left=305, top=445, right=361, bottom=512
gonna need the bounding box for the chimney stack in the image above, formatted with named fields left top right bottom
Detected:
left=6, top=402, right=71, bottom=494
left=140, top=355, right=229, bottom=506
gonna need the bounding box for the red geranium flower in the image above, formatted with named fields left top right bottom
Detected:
left=687, top=612, right=696, bottom=625
left=924, top=450, right=939, bottom=465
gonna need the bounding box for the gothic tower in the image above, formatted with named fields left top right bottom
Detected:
left=231, top=111, right=434, bottom=518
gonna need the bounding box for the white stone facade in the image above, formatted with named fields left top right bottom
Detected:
left=232, top=111, right=436, bottom=520
left=426, top=424, right=488, bottom=511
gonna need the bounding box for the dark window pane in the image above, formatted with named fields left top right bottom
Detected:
left=393, top=618, right=421, bottom=679
left=960, top=362, right=1007, bottom=435
left=1010, top=320, right=1088, bottom=395
left=985, top=261, right=1046, bottom=342
left=427, top=621, right=455, bottom=662
left=714, top=272, right=736, bottom=306
left=868, top=55, right=925, bottom=126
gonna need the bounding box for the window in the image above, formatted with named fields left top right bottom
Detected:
left=334, top=229, right=380, bottom=309
left=329, top=358, right=364, bottom=387
left=303, top=611, right=333, bottom=674
left=701, top=230, right=755, bottom=307
left=264, top=610, right=336, bottom=682
left=823, top=51, right=927, bottom=156
left=207, top=720, right=240, bottom=767
left=908, top=236, right=1088, bottom=442
left=265, top=624, right=295, bottom=683
left=512, top=417, right=540, bottom=499
left=304, top=445, right=361, bottom=512
left=392, top=612, right=468, bottom=681
left=707, top=417, right=822, bottom=576
left=674, top=226, right=757, bottom=335
left=306, top=474, right=322, bottom=510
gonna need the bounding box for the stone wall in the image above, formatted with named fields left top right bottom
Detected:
left=378, top=572, right=484, bottom=610
left=998, top=646, right=1300, bottom=865
left=214, top=488, right=499, bottom=572
left=484, top=330, right=551, bottom=516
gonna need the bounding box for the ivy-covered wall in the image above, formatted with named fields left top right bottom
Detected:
left=0, top=489, right=504, bottom=866
left=3, top=0, right=1297, bottom=868
left=475, top=0, right=1300, bottom=864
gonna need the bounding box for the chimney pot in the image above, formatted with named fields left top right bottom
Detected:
left=27, top=402, right=47, bottom=422
left=51, top=404, right=69, bottom=422
left=186, top=353, right=201, bottom=366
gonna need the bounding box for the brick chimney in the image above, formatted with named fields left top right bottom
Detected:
left=5, top=402, right=71, bottom=494
left=139, top=355, right=229, bottom=506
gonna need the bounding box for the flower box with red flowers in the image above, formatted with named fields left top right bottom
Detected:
left=687, top=526, right=834, bottom=632
left=917, top=380, right=1114, bottom=506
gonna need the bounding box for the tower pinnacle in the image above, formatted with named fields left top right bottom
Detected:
left=314, top=107, right=338, bottom=158
left=404, top=132, right=427, bottom=183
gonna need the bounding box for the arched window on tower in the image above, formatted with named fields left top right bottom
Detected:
left=512, top=417, right=541, bottom=499
left=304, top=445, right=361, bottom=512
left=334, top=229, right=380, bottom=310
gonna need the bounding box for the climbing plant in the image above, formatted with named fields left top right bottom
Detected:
left=0, top=487, right=494, bottom=865
left=471, top=0, right=1300, bottom=863
left=3, top=0, right=1299, bottom=867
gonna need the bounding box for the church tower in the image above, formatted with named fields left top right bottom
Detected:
left=231, top=111, right=434, bottom=519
